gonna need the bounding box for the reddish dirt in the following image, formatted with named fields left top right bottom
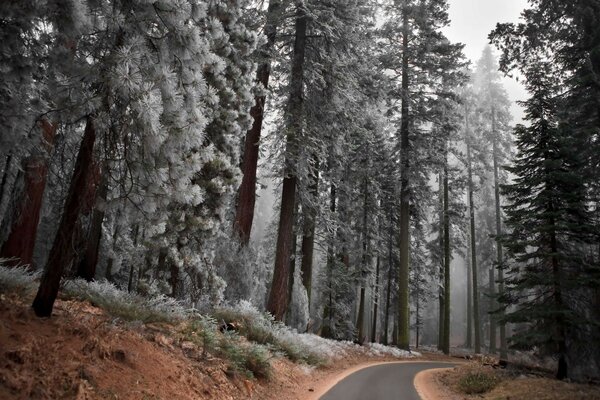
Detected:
left=0, top=293, right=251, bottom=399
left=0, top=292, right=452, bottom=400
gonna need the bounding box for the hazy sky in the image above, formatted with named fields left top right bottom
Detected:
left=442, top=0, right=529, bottom=122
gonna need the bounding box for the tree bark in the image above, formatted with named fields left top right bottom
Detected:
left=442, top=152, right=451, bottom=355
left=32, top=116, right=96, bottom=317
left=357, top=174, right=369, bottom=344
left=467, top=143, right=481, bottom=353
left=321, top=181, right=336, bottom=338
left=1, top=120, right=57, bottom=267
left=383, top=204, right=394, bottom=345
left=0, top=154, right=14, bottom=228
left=397, top=4, right=411, bottom=351
left=234, top=0, right=281, bottom=244
left=489, top=267, right=497, bottom=353
left=75, top=168, right=108, bottom=281
left=466, top=111, right=482, bottom=353
left=266, top=2, right=307, bottom=321
left=492, top=109, right=508, bottom=359
left=371, top=248, right=380, bottom=343
left=437, top=172, right=444, bottom=351
left=300, top=158, right=319, bottom=306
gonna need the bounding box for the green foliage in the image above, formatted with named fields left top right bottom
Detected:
left=217, top=332, right=272, bottom=379
left=212, top=304, right=325, bottom=366
left=183, top=316, right=272, bottom=380
left=458, top=371, right=500, bottom=394
left=183, top=316, right=218, bottom=358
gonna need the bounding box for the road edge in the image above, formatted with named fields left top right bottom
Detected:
left=310, top=360, right=460, bottom=400
left=414, top=367, right=460, bottom=400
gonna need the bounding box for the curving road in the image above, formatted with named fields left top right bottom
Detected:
left=319, top=362, right=455, bottom=400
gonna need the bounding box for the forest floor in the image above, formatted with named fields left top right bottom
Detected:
left=0, top=289, right=448, bottom=400
left=431, top=360, right=600, bottom=400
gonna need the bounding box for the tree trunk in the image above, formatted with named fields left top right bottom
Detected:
left=489, top=267, right=497, bottom=353
left=1, top=120, right=57, bottom=267
left=371, top=249, right=380, bottom=343
left=383, top=203, right=394, bottom=345
left=300, top=158, right=319, bottom=306
left=466, top=116, right=482, bottom=353
left=286, top=213, right=298, bottom=325
left=357, top=287, right=366, bottom=344
left=397, top=5, right=411, bottom=351
left=0, top=154, right=14, bottom=227
left=32, top=116, right=96, bottom=317
left=437, top=172, right=444, bottom=351
left=321, top=182, right=336, bottom=339
left=415, top=290, right=420, bottom=348
left=234, top=0, right=281, bottom=244
left=492, top=110, right=508, bottom=358
left=357, top=174, right=369, bottom=344
left=266, top=2, right=307, bottom=321
left=547, top=160, right=568, bottom=379
left=442, top=153, right=451, bottom=355
left=466, top=253, right=473, bottom=348
left=76, top=169, right=108, bottom=281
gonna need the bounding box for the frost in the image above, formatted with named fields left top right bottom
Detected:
left=366, top=343, right=421, bottom=358
left=0, top=263, right=39, bottom=293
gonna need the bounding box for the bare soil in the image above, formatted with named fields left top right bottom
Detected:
left=0, top=292, right=442, bottom=400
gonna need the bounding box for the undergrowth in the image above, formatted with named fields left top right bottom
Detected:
left=0, top=263, right=39, bottom=294
left=213, top=301, right=326, bottom=366
left=183, top=316, right=272, bottom=379
left=458, top=370, right=501, bottom=394
left=62, top=279, right=189, bottom=324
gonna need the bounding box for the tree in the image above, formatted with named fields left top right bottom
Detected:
left=1, top=120, right=57, bottom=267
left=234, top=0, right=282, bottom=244
left=267, top=1, right=308, bottom=321
left=379, top=0, right=465, bottom=349
left=501, top=60, right=597, bottom=380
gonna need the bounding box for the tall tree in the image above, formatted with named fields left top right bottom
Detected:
left=267, top=1, right=308, bottom=321
left=33, top=117, right=97, bottom=316
left=501, top=60, right=597, bottom=380
left=1, top=120, right=57, bottom=267
left=234, top=0, right=282, bottom=244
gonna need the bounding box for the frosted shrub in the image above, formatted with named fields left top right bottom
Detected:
left=0, top=263, right=39, bottom=293
left=366, top=343, right=421, bottom=358
left=63, top=279, right=189, bottom=323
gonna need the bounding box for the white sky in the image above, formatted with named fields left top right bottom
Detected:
left=442, top=0, right=529, bottom=123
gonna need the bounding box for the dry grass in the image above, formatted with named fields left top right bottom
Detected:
left=439, top=361, right=600, bottom=400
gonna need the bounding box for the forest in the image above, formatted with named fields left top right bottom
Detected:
left=1, top=0, right=599, bottom=386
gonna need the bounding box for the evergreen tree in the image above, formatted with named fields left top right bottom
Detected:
left=501, top=60, right=597, bottom=380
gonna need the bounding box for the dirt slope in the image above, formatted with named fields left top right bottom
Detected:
left=0, top=293, right=431, bottom=400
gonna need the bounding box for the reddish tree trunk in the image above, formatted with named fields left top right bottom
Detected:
left=266, top=2, right=307, bottom=321
left=1, top=119, right=57, bottom=267
left=32, top=116, right=97, bottom=317
left=234, top=0, right=281, bottom=244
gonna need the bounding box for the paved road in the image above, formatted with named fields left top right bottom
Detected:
left=320, top=362, right=455, bottom=400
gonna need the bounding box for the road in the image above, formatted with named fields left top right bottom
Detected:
left=319, top=362, right=455, bottom=400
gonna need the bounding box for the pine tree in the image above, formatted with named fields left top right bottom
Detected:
left=501, top=60, right=596, bottom=380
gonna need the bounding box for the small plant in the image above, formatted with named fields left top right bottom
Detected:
left=0, top=263, right=39, bottom=294
left=62, top=279, right=189, bottom=323
left=218, top=332, right=272, bottom=379
left=458, top=370, right=500, bottom=394
left=213, top=301, right=326, bottom=366
left=183, top=316, right=218, bottom=357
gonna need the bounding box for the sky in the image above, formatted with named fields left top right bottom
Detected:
left=442, top=0, right=529, bottom=123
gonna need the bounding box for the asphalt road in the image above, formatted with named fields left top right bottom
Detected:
left=319, top=362, right=455, bottom=400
